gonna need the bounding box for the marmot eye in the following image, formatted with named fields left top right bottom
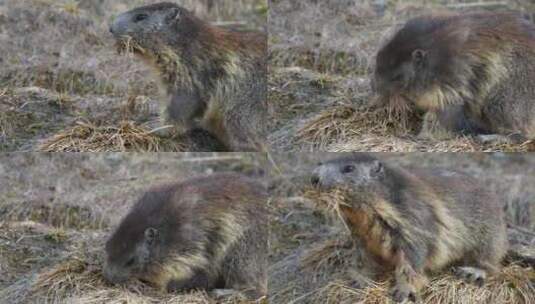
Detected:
left=134, top=14, right=148, bottom=22
left=341, top=165, right=355, bottom=174
left=125, top=257, right=135, bottom=267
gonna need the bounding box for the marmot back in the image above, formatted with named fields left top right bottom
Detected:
left=110, top=2, right=267, bottom=151
left=373, top=13, right=535, bottom=142
left=103, top=173, right=267, bottom=298
left=310, top=154, right=507, bottom=302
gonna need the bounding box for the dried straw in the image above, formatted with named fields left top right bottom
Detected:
left=38, top=120, right=184, bottom=152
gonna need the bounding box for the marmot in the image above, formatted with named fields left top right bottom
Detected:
left=310, top=154, right=507, bottom=302
left=103, top=173, right=268, bottom=298
left=373, top=13, right=535, bottom=143
left=110, top=2, right=267, bottom=151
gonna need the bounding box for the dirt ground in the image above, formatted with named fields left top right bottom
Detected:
left=0, top=153, right=267, bottom=303
left=0, top=0, right=266, bottom=152
left=268, top=153, right=535, bottom=303
left=268, top=0, right=535, bottom=152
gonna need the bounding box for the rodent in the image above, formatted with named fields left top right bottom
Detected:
left=110, top=2, right=267, bottom=151
left=103, top=173, right=268, bottom=298
left=373, top=13, right=535, bottom=143
left=310, top=153, right=507, bottom=302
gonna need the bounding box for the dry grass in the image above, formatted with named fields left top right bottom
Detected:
left=298, top=264, right=535, bottom=304
left=0, top=200, right=108, bottom=230
left=37, top=120, right=184, bottom=152
left=299, top=238, right=535, bottom=304
left=26, top=254, right=264, bottom=304
left=302, top=187, right=353, bottom=232
left=296, top=105, right=535, bottom=152
left=300, top=237, right=361, bottom=273
left=296, top=105, right=420, bottom=150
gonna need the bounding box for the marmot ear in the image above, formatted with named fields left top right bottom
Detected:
left=411, top=49, right=427, bottom=65
left=144, top=227, right=159, bottom=245
left=166, top=7, right=181, bottom=23
left=371, top=160, right=384, bottom=175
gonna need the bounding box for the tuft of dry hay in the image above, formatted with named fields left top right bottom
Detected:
left=296, top=105, right=421, bottom=150
left=301, top=237, right=358, bottom=272
left=116, top=36, right=147, bottom=57
left=519, top=140, right=535, bottom=152
left=420, top=265, right=535, bottom=304
left=311, top=280, right=390, bottom=304
left=296, top=105, right=535, bottom=152
left=27, top=255, right=264, bottom=304
left=37, top=120, right=184, bottom=152
left=303, top=262, right=535, bottom=304
left=303, top=187, right=353, bottom=233
left=31, top=257, right=100, bottom=299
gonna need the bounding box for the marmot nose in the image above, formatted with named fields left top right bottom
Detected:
left=311, top=175, right=320, bottom=186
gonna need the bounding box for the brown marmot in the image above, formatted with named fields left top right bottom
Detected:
left=110, top=2, right=267, bottom=151
left=310, top=154, right=507, bottom=302
left=103, top=173, right=268, bottom=298
left=373, top=13, right=535, bottom=143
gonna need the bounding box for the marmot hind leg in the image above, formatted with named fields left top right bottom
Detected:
left=166, top=268, right=219, bottom=293
left=453, top=259, right=500, bottom=287
left=453, top=236, right=505, bottom=286
left=220, top=230, right=267, bottom=298
left=419, top=105, right=490, bottom=139
left=453, top=266, right=487, bottom=286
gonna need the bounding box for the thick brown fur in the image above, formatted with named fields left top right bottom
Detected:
left=373, top=13, right=535, bottom=142
left=103, top=173, right=268, bottom=298
left=311, top=154, right=507, bottom=302
left=110, top=3, right=267, bottom=151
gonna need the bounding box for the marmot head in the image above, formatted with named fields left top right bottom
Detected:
left=109, top=2, right=202, bottom=55
left=103, top=222, right=162, bottom=285
left=310, top=154, right=386, bottom=191
left=103, top=189, right=172, bottom=285
left=103, top=188, right=206, bottom=286
left=373, top=15, right=470, bottom=110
